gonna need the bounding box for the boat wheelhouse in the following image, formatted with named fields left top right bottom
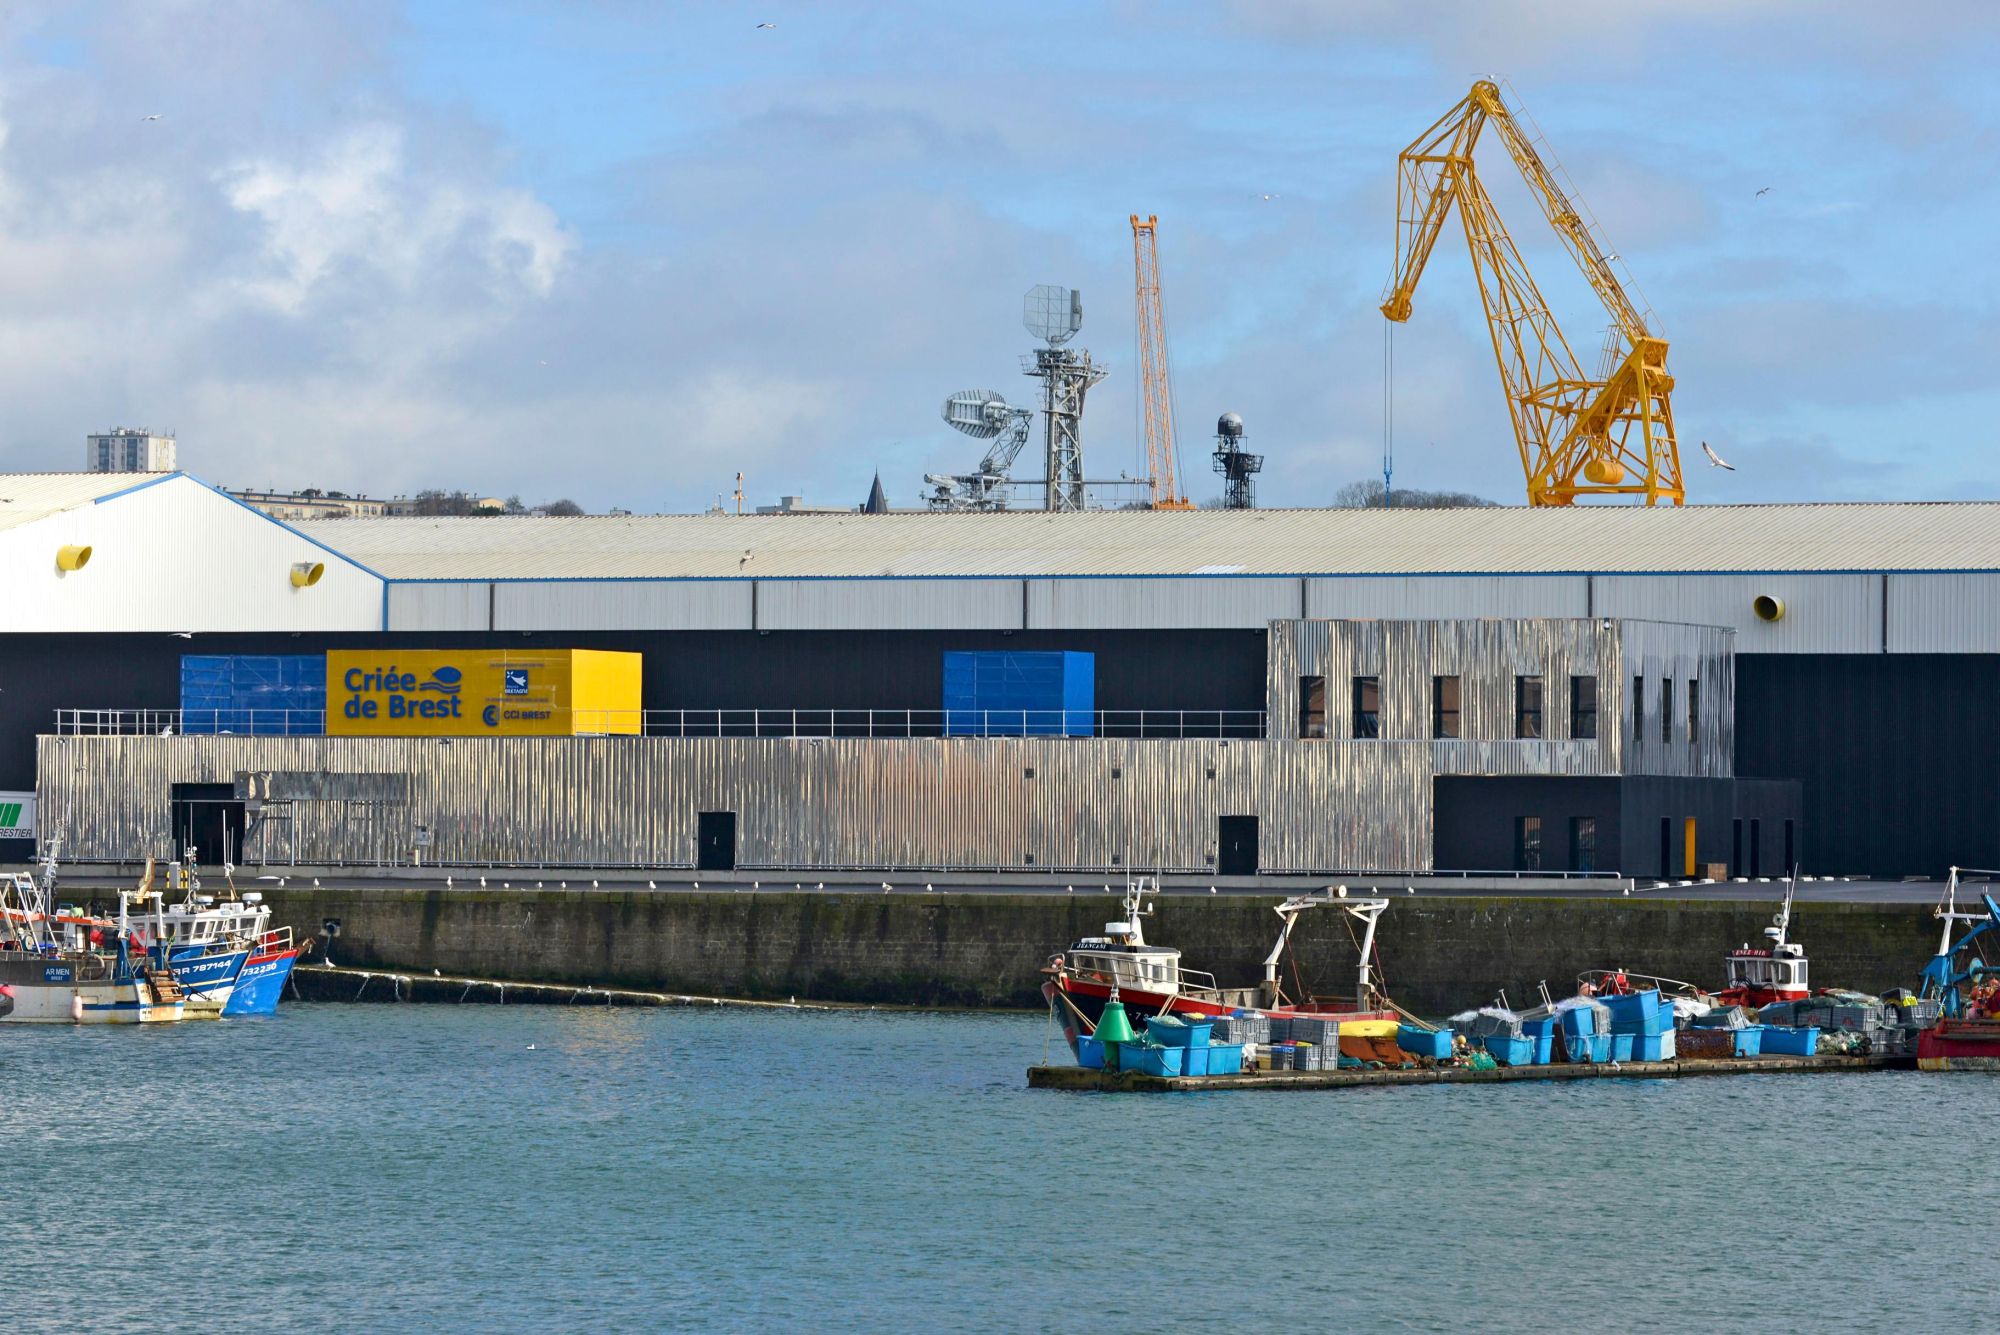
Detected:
left=1045, top=880, right=1397, bottom=1046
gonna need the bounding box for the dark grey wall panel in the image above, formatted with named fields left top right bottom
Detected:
left=1736, top=653, right=2000, bottom=876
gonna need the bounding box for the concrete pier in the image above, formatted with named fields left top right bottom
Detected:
left=1028, top=1052, right=1906, bottom=1092
left=233, top=884, right=1940, bottom=1012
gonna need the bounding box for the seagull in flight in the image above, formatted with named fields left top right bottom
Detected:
left=1755, top=186, right=1771, bottom=197
left=755, top=21, right=776, bottom=28
left=1258, top=193, right=1278, bottom=201
left=1700, top=440, right=1735, bottom=471
left=142, top=114, right=163, bottom=122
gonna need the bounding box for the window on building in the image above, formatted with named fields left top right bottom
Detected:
left=1298, top=676, right=1326, bottom=739
left=1514, top=816, right=1543, bottom=871
left=1571, top=675, right=1597, bottom=740
left=1515, top=675, right=1543, bottom=739
left=1352, top=676, right=1380, bottom=738
left=1633, top=675, right=1645, bottom=742
left=1660, top=678, right=1674, bottom=743
left=1432, top=675, right=1461, bottom=739
left=1570, top=816, right=1597, bottom=873
left=1687, top=679, right=1700, bottom=744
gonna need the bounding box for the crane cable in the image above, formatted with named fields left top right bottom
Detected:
left=1381, top=320, right=1396, bottom=508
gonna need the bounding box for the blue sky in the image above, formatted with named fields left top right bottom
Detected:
left=0, top=1, right=1995, bottom=510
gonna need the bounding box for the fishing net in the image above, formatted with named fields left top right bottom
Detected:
left=1448, top=1006, right=1523, bottom=1038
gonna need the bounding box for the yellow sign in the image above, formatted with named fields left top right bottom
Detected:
left=325, top=650, right=641, bottom=737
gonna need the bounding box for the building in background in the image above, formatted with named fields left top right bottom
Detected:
left=230, top=488, right=395, bottom=521
left=0, top=472, right=1995, bottom=878
left=86, top=427, right=176, bottom=473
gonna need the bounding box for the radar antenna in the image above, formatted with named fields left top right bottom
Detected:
left=1212, top=412, right=1262, bottom=510
left=1021, top=284, right=1105, bottom=511
left=925, top=390, right=1036, bottom=510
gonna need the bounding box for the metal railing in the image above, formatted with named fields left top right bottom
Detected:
left=53, top=708, right=1269, bottom=740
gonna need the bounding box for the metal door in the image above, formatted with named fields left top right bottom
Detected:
left=1217, top=815, right=1258, bottom=877
left=697, top=811, right=737, bottom=871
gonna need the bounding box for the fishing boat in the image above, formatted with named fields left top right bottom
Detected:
left=224, top=925, right=303, bottom=1016
left=134, top=858, right=299, bottom=1017
left=1578, top=871, right=1810, bottom=1009
left=1916, top=868, right=2000, bottom=1072
left=1042, top=879, right=1398, bottom=1053
left=1715, top=874, right=1811, bottom=1008
left=0, top=872, right=186, bottom=1024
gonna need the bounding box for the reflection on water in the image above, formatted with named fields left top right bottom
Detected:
left=1, top=1005, right=1988, bottom=1333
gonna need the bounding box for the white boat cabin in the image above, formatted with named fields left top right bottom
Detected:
left=1725, top=943, right=1808, bottom=994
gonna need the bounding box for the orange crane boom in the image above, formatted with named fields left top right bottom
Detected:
left=1131, top=214, right=1193, bottom=509
left=1380, top=81, right=1685, bottom=506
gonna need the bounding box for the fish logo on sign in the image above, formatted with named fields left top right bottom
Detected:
left=418, top=667, right=463, bottom=695
left=504, top=669, right=529, bottom=696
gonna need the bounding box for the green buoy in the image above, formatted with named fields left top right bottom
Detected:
left=1095, top=991, right=1137, bottom=1046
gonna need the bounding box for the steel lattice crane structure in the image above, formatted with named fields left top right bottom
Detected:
left=1380, top=81, right=1685, bottom=506
left=1130, top=215, right=1193, bottom=509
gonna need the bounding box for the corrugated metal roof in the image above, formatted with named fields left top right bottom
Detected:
left=0, top=472, right=166, bottom=534
left=308, top=503, right=2000, bottom=581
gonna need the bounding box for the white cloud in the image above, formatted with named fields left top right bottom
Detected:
left=218, top=123, right=571, bottom=313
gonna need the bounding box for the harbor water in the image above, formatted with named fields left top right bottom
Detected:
left=2, top=1005, right=1989, bottom=1333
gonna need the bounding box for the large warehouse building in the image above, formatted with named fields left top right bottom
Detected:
left=4, top=470, right=1995, bottom=877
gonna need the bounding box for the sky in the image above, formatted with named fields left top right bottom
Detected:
left=1, top=0, right=1996, bottom=512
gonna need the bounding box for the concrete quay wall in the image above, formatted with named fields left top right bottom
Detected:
left=257, top=887, right=1942, bottom=1014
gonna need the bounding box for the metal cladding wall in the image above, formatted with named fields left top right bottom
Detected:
left=1620, top=620, right=1735, bottom=779
left=1265, top=618, right=1733, bottom=779
left=0, top=627, right=1268, bottom=791
left=37, top=734, right=1431, bottom=873
left=1737, top=654, right=2000, bottom=875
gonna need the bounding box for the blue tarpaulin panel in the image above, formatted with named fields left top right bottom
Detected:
left=941, top=651, right=1094, bottom=736
left=179, top=655, right=326, bottom=735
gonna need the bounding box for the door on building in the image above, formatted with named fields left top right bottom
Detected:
left=697, top=811, right=737, bottom=871
left=169, top=783, right=245, bottom=867
left=1217, top=816, right=1259, bottom=876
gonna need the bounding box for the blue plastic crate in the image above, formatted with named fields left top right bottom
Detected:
left=1144, top=1016, right=1210, bottom=1048
left=1076, top=1035, right=1105, bottom=1069
left=1482, top=1034, right=1535, bottom=1066
left=1631, top=1032, right=1674, bottom=1062
left=1565, top=1032, right=1612, bottom=1063
left=1759, top=1026, right=1819, bottom=1057
left=1117, top=1043, right=1184, bottom=1077
left=1397, top=1026, right=1451, bottom=1060
left=1609, top=1033, right=1635, bottom=1062
left=1732, top=1026, right=1765, bottom=1058
left=1606, top=990, right=1670, bottom=1036
left=1205, top=1043, right=1244, bottom=1075
left=1559, top=1006, right=1601, bottom=1037
left=1180, top=1045, right=1210, bottom=1077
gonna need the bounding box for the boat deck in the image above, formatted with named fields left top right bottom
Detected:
left=1029, top=1052, right=1908, bottom=1092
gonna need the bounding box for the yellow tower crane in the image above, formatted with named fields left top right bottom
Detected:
left=1380, top=81, right=1685, bottom=506
left=1131, top=214, right=1194, bottom=509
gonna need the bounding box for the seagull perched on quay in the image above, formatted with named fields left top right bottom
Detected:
left=1700, top=440, right=1735, bottom=471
